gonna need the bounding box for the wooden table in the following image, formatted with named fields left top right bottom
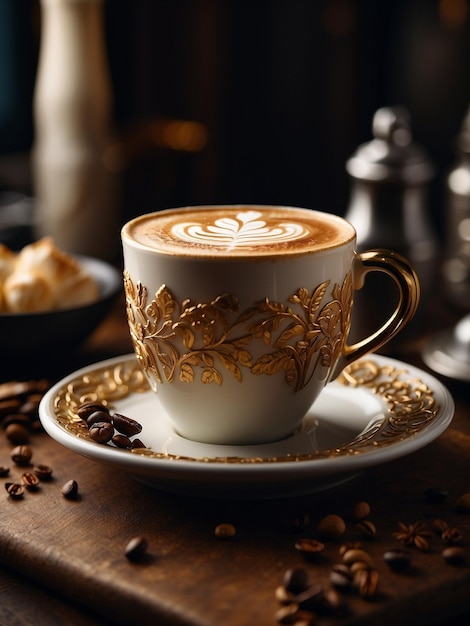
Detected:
left=1, top=297, right=469, bottom=626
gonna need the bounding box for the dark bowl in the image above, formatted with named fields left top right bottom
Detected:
left=0, top=255, right=122, bottom=357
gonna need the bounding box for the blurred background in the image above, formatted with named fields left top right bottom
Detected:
left=1, top=0, right=470, bottom=247
left=0, top=0, right=470, bottom=360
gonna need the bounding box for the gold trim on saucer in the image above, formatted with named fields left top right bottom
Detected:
left=53, top=357, right=440, bottom=464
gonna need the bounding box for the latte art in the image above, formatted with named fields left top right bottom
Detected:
left=172, top=211, right=310, bottom=249
left=124, top=206, right=355, bottom=257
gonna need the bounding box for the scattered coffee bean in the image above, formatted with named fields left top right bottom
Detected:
left=354, top=568, right=379, bottom=598
left=295, top=584, right=325, bottom=612
left=350, top=560, right=370, bottom=575
left=2, top=413, right=31, bottom=429
left=356, top=520, right=377, bottom=539
left=214, top=523, right=236, bottom=539
left=112, top=413, right=143, bottom=437
left=330, top=564, right=353, bottom=590
left=274, top=585, right=296, bottom=606
left=131, top=438, right=146, bottom=449
left=316, top=514, right=346, bottom=539
left=432, top=518, right=448, bottom=534
left=342, top=548, right=372, bottom=567
left=294, top=538, right=325, bottom=559
left=19, top=399, right=40, bottom=418
left=339, top=542, right=362, bottom=557
left=0, top=398, right=22, bottom=417
left=22, top=472, right=40, bottom=490
left=5, top=482, right=24, bottom=498
left=441, top=527, right=463, bottom=545
left=88, top=421, right=114, bottom=444
left=10, top=445, right=33, bottom=466
left=112, top=433, right=132, bottom=449
left=456, top=492, right=470, bottom=512
left=283, top=568, right=309, bottom=595
left=442, top=546, right=465, bottom=565
left=61, top=479, right=79, bottom=499
left=353, top=501, right=371, bottom=520
left=5, top=423, right=30, bottom=445
left=87, top=411, right=113, bottom=427
left=274, top=602, right=300, bottom=625
left=0, top=466, right=10, bottom=477
left=34, top=464, right=53, bottom=481
left=77, top=402, right=110, bottom=421
left=383, top=548, right=412, bottom=572
left=424, top=487, right=448, bottom=502
left=125, top=536, right=148, bottom=562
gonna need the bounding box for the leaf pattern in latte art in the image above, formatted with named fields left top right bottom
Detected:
left=171, top=210, right=310, bottom=248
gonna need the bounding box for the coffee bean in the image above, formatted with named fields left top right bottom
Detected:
left=441, top=528, right=463, bottom=545
left=112, top=413, right=143, bottom=437
left=283, top=568, right=309, bottom=595
left=383, top=548, right=412, bottom=571
left=274, top=603, right=299, bottom=625
left=125, top=536, right=148, bottom=562
left=456, top=492, right=470, bottom=512
left=432, top=518, right=448, bottom=534
left=5, top=423, right=30, bottom=445
left=19, top=399, right=40, bottom=418
left=294, top=538, right=325, bottom=559
left=34, top=464, right=53, bottom=481
left=356, top=519, right=377, bottom=539
left=0, top=399, right=22, bottom=417
left=88, top=421, right=114, bottom=444
left=2, top=413, right=31, bottom=429
left=317, top=514, right=346, bottom=539
left=353, top=501, right=371, bottom=520
left=61, top=479, right=78, bottom=499
left=0, top=466, right=10, bottom=477
left=330, top=564, right=353, bottom=590
left=442, top=546, right=465, bottom=565
left=342, top=548, right=372, bottom=567
left=274, top=585, right=296, bottom=605
left=131, top=438, right=146, bottom=449
left=5, top=482, right=24, bottom=498
left=10, top=445, right=33, bottom=466
left=86, top=411, right=113, bottom=427
left=111, top=433, right=131, bottom=448
left=295, top=584, right=325, bottom=612
left=214, top=523, right=236, bottom=539
left=22, top=472, right=40, bottom=490
left=354, top=568, right=379, bottom=598
left=77, top=402, right=110, bottom=421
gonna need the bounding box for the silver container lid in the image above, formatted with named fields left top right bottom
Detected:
left=346, top=106, right=434, bottom=184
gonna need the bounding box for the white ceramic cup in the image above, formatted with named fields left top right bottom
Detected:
left=121, top=205, right=420, bottom=445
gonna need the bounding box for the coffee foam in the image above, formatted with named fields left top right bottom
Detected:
left=125, top=206, right=355, bottom=257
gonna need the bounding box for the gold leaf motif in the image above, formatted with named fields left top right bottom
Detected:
left=123, top=270, right=353, bottom=391
left=52, top=357, right=441, bottom=464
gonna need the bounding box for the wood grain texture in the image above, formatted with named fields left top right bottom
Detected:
left=0, top=415, right=469, bottom=626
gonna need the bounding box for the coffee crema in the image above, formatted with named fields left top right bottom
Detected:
left=124, top=206, right=355, bottom=257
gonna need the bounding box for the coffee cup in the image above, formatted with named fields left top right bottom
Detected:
left=121, top=205, right=420, bottom=445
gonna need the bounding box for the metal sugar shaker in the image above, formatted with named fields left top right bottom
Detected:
left=345, top=106, right=438, bottom=352
left=442, top=104, right=470, bottom=309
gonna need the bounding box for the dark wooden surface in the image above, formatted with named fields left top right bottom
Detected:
left=1, top=298, right=469, bottom=626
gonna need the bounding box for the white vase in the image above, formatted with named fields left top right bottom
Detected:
left=32, top=0, right=119, bottom=260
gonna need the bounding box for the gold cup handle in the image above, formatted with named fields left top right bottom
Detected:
left=331, top=248, right=421, bottom=379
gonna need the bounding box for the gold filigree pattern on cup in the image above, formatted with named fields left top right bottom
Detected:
left=123, top=271, right=353, bottom=392
left=52, top=357, right=440, bottom=463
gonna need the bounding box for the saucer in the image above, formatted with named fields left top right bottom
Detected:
left=39, top=354, right=454, bottom=499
